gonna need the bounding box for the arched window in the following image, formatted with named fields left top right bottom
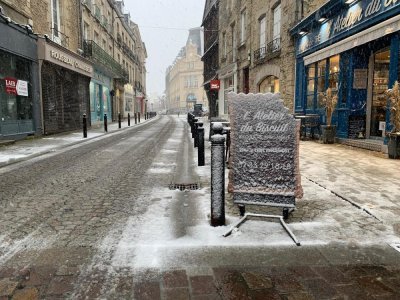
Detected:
left=259, top=76, right=280, bottom=93
left=186, top=93, right=197, bottom=102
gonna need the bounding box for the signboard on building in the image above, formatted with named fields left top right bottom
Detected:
left=210, top=80, right=220, bottom=90
left=353, top=69, right=368, bottom=89
left=228, top=93, right=303, bottom=207
left=4, top=78, right=28, bottom=96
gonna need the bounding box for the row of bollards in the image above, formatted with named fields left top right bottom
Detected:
left=82, top=111, right=157, bottom=138
left=187, top=113, right=226, bottom=227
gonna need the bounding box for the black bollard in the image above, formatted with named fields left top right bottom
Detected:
left=83, top=113, right=87, bottom=138
left=195, top=121, right=202, bottom=148
left=192, top=117, right=198, bottom=139
left=128, top=113, right=131, bottom=126
left=138, top=112, right=141, bottom=123
left=134, top=112, right=137, bottom=124
left=118, top=112, right=121, bottom=128
left=198, top=124, right=205, bottom=166
left=104, top=113, right=108, bottom=132
left=211, top=122, right=225, bottom=227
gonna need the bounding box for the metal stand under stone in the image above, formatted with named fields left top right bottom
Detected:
left=223, top=213, right=301, bottom=246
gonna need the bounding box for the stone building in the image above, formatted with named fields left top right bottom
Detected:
left=81, top=0, right=147, bottom=122
left=0, top=1, right=41, bottom=139
left=165, top=30, right=207, bottom=114
left=202, top=0, right=220, bottom=119
left=217, top=0, right=307, bottom=117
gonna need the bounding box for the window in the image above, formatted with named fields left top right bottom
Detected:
left=317, top=60, right=327, bottom=108
left=307, top=65, right=316, bottom=109
left=83, top=22, right=89, bottom=41
left=222, top=32, right=227, bottom=58
left=273, top=4, right=281, bottom=51
left=240, top=9, right=246, bottom=44
left=94, top=31, right=99, bottom=44
left=259, top=16, right=266, bottom=49
left=102, top=39, right=106, bottom=50
left=259, top=76, right=280, bottom=93
left=231, top=24, right=236, bottom=62
left=329, top=55, right=340, bottom=98
left=51, top=0, right=60, bottom=37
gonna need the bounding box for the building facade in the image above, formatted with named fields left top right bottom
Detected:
left=0, top=5, right=41, bottom=139
left=202, top=0, right=220, bottom=119
left=166, top=29, right=207, bottom=113
left=291, top=0, right=400, bottom=152
left=216, top=0, right=304, bottom=118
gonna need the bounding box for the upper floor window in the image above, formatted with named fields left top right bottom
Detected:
left=83, top=22, right=89, bottom=40
left=259, top=16, right=266, bottom=49
left=240, top=9, right=246, bottom=44
left=51, top=0, right=60, bottom=37
left=222, top=32, right=227, bottom=58
left=231, top=24, right=236, bottom=62
left=273, top=4, right=281, bottom=51
left=94, top=31, right=99, bottom=44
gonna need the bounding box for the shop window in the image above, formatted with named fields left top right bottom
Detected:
left=259, top=76, right=279, bottom=93
left=317, top=60, right=326, bottom=108
left=329, top=55, right=340, bottom=98
left=306, top=65, right=316, bottom=109
left=0, top=50, right=34, bottom=135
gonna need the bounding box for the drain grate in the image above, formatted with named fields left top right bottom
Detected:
left=390, top=243, right=400, bottom=253
left=169, top=183, right=200, bottom=191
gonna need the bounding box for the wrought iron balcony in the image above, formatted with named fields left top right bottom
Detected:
left=254, top=37, right=281, bottom=64
left=83, top=40, right=127, bottom=83
left=82, top=0, right=91, bottom=11
left=51, top=28, right=69, bottom=48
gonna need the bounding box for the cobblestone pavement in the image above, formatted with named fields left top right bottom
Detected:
left=1, top=116, right=400, bottom=299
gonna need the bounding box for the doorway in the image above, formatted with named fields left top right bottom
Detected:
left=366, top=48, right=390, bottom=139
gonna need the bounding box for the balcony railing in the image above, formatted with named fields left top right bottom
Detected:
left=82, top=0, right=91, bottom=11
left=93, top=4, right=101, bottom=22
left=254, top=37, right=281, bottom=64
left=51, top=28, right=69, bottom=48
left=83, top=40, right=128, bottom=83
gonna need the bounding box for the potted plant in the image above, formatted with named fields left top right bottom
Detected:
left=319, top=88, right=338, bottom=144
left=385, top=81, right=400, bottom=159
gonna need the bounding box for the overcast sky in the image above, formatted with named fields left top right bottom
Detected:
left=125, top=0, right=205, bottom=96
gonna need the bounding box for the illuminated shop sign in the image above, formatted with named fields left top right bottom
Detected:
left=298, top=0, right=400, bottom=54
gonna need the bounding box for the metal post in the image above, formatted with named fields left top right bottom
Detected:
left=128, top=113, right=130, bottom=126
left=138, top=112, right=141, bottom=123
left=211, top=122, right=225, bottom=227
left=192, top=117, right=198, bottom=139
left=104, top=113, right=108, bottom=132
left=198, top=124, right=205, bottom=166
left=134, top=112, right=137, bottom=124
left=194, top=121, right=201, bottom=148
left=118, top=112, right=121, bottom=129
left=83, top=113, right=87, bottom=138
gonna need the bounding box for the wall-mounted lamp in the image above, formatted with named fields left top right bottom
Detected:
left=299, top=30, right=308, bottom=36
left=318, top=17, right=327, bottom=23
left=345, top=0, right=356, bottom=4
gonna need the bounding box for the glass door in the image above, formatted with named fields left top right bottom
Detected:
left=370, top=49, right=389, bottom=138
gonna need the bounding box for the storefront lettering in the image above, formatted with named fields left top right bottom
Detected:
left=50, top=50, right=92, bottom=74
left=384, top=0, right=398, bottom=7
left=365, top=0, right=382, bottom=17
left=333, top=7, right=363, bottom=34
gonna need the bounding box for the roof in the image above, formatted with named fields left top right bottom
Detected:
left=202, top=0, right=218, bottom=26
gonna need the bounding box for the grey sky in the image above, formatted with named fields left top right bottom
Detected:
left=126, top=0, right=205, bottom=96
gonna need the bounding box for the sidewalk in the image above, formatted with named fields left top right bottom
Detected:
left=0, top=117, right=155, bottom=168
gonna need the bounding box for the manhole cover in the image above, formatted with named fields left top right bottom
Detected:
left=169, top=183, right=200, bottom=191
left=390, top=243, right=400, bottom=253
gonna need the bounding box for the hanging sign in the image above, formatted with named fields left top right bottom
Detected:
left=228, top=93, right=303, bottom=208
left=5, top=77, right=17, bottom=95
left=210, top=80, right=220, bottom=90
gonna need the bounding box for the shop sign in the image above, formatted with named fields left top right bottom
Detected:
left=298, top=0, right=400, bottom=54
left=228, top=92, right=303, bottom=207
left=353, top=69, right=368, bottom=89
left=16, top=80, right=28, bottom=96
left=5, top=77, right=17, bottom=95
left=210, top=80, right=220, bottom=90
left=4, top=78, right=29, bottom=96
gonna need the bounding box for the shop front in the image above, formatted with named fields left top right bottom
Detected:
left=124, top=84, right=134, bottom=118
left=218, top=62, right=237, bottom=118
left=38, top=38, right=93, bottom=135
left=90, top=69, right=112, bottom=124
left=291, top=0, right=400, bottom=148
left=0, top=19, right=40, bottom=139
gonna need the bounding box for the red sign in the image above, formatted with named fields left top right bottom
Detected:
left=5, top=77, right=17, bottom=95
left=210, top=80, right=220, bottom=91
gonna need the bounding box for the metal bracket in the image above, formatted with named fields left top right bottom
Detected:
left=222, top=213, right=301, bottom=246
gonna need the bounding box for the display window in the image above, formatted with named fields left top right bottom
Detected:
left=259, top=76, right=280, bottom=93
left=0, top=50, right=34, bottom=135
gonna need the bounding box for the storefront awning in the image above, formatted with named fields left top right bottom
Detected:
left=303, top=13, right=400, bottom=66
